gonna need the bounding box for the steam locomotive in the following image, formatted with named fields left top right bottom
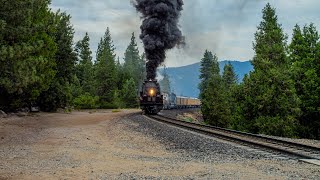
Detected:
left=140, top=79, right=201, bottom=114
left=139, top=79, right=163, bottom=114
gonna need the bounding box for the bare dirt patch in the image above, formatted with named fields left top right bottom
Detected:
left=0, top=110, right=142, bottom=179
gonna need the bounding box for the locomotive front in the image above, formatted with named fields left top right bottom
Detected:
left=140, top=80, right=163, bottom=114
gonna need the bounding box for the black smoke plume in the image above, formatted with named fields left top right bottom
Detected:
left=133, top=0, right=184, bottom=80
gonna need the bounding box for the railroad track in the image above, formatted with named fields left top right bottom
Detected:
left=147, top=114, right=320, bottom=165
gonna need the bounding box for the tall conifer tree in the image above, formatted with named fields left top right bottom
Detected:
left=95, top=28, right=117, bottom=108
left=121, top=78, right=138, bottom=108
left=75, top=32, right=94, bottom=95
left=222, top=63, right=237, bottom=88
left=0, top=0, right=56, bottom=110
left=199, top=50, right=214, bottom=100
left=38, top=11, right=77, bottom=111
left=239, top=3, right=300, bottom=137
left=123, top=33, right=145, bottom=89
left=289, top=24, right=320, bottom=139
left=222, top=63, right=237, bottom=123
left=201, top=54, right=230, bottom=127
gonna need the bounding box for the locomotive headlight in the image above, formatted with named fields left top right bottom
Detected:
left=149, top=88, right=155, bottom=96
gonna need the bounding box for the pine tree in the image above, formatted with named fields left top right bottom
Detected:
left=238, top=3, right=300, bottom=137
left=252, top=3, right=287, bottom=68
left=289, top=24, right=320, bottom=139
left=118, top=33, right=146, bottom=107
left=38, top=10, right=77, bottom=111
left=75, top=32, right=94, bottom=95
left=222, top=63, right=237, bottom=88
left=201, top=54, right=230, bottom=127
left=0, top=0, right=57, bottom=111
left=199, top=50, right=214, bottom=100
left=231, top=75, right=252, bottom=131
left=95, top=28, right=117, bottom=108
left=53, top=11, right=77, bottom=83
left=115, top=57, right=123, bottom=90
left=222, top=63, right=238, bottom=126
left=121, top=78, right=138, bottom=108
left=123, top=32, right=146, bottom=89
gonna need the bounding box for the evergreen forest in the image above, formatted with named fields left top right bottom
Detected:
left=199, top=3, right=320, bottom=139
left=0, top=1, right=145, bottom=112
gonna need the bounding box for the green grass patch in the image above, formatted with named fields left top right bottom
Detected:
left=112, top=109, right=122, bottom=113
left=183, top=117, right=194, bottom=123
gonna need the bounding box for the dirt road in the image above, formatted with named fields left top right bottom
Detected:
left=0, top=110, right=319, bottom=179
left=1, top=110, right=146, bottom=179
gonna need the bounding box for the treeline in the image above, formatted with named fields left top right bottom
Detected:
left=199, top=3, right=320, bottom=139
left=72, top=31, right=145, bottom=110
left=0, top=0, right=145, bottom=112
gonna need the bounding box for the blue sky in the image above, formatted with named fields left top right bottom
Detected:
left=50, top=0, right=320, bottom=67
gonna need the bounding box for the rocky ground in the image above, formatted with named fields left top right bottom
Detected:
left=0, top=109, right=319, bottom=179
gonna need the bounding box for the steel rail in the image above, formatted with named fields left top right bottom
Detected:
left=148, top=114, right=320, bottom=160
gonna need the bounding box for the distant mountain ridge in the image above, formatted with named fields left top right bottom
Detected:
left=159, top=60, right=253, bottom=98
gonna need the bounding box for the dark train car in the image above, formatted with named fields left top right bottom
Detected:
left=139, top=79, right=163, bottom=114
left=163, top=94, right=201, bottom=109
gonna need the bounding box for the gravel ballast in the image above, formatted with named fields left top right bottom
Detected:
left=162, top=108, right=320, bottom=148
left=116, top=112, right=320, bottom=179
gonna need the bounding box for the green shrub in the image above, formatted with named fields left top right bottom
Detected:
left=73, top=93, right=99, bottom=109
left=98, top=101, right=118, bottom=109
left=183, top=117, right=194, bottom=123
left=255, top=116, right=297, bottom=137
